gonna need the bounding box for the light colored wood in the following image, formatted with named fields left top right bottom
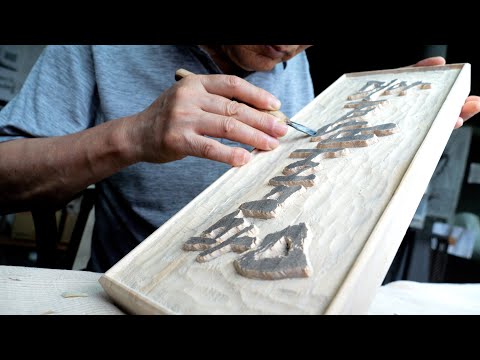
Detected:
left=0, top=266, right=124, bottom=315
left=174, top=68, right=196, bottom=81
left=100, top=64, right=470, bottom=314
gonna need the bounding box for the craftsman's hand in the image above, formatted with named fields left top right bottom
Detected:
left=413, top=57, right=480, bottom=129
left=128, top=74, right=288, bottom=167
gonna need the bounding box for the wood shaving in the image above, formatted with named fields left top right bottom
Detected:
left=61, top=291, right=89, bottom=298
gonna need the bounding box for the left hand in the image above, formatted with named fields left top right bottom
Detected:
left=414, top=57, right=480, bottom=129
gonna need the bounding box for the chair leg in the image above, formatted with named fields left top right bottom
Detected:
left=32, top=209, right=58, bottom=268
left=64, top=188, right=96, bottom=269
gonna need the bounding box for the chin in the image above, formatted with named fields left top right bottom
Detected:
left=224, top=45, right=287, bottom=72
left=251, top=63, right=278, bottom=72
left=243, top=57, right=281, bottom=72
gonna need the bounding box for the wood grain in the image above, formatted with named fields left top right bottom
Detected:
left=100, top=64, right=470, bottom=314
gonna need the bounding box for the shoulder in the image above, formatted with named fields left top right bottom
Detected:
left=89, top=45, right=193, bottom=72
left=41, top=45, right=93, bottom=59
left=33, top=45, right=95, bottom=75
left=90, top=45, right=187, bottom=61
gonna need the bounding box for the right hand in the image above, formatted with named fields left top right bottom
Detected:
left=128, top=73, right=289, bottom=167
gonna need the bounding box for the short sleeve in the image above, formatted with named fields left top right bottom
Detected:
left=0, top=45, right=98, bottom=142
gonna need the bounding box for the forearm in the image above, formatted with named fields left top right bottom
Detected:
left=0, top=116, right=138, bottom=214
left=0, top=73, right=289, bottom=214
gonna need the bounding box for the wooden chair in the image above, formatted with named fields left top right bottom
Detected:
left=31, top=187, right=96, bottom=269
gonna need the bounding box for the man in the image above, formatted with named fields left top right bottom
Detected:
left=0, top=45, right=478, bottom=272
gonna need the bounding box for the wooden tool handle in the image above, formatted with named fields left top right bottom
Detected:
left=175, top=68, right=195, bottom=81
left=174, top=68, right=289, bottom=123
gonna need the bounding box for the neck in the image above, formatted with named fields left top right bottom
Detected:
left=200, top=45, right=251, bottom=78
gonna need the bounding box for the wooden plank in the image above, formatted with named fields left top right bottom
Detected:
left=99, top=64, right=470, bottom=314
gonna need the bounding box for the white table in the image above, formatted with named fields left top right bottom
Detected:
left=1, top=265, right=479, bottom=315
left=0, top=265, right=124, bottom=315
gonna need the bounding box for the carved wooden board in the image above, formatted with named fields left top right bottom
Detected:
left=99, top=64, right=470, bottom=314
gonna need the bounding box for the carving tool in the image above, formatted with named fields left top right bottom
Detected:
left=175, top=68, right=317, bottom=136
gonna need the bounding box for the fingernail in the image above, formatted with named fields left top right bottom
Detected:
left=235, top=151, right=251, bottom=166
left=268, top=137, right=279, bottom=150
left=270, top=97, right=281, bottom=110
left=455, top=117, right=464, bottom=129
left=273, top=122, right=289, bottom=137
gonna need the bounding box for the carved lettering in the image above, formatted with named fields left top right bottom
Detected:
left=183, top=77, right=428, bottom=280
left=383, top=80, right=432, bottom=96
left=196, top=225, right=258, bottom=263
left=284, top=148, right=348, bottom=175
left=183, top=210, right=250, bottom=251
left=240, top=185, right=305, bottom=219
left=289, top=147, right=349, bottom=159
left=234, top=223, right=312, bottom=280
left=314, top=123, right=399, bottom=144
left=347, top=79, right=396, bottom=101
left=269, top=168, right=316, bottom=187
left=360, top=123, right=399, bottom=136
left=310, top=120, right=368, bottom=142
left=316, top=131, right=378, bottom=149
left=344, top=99, right=387, bottom=109
left=381, top=80, right=407, bottom=96
left=314, top=101, right=383, bottom=137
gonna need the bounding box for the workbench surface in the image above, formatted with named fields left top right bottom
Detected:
left=1, top=265, right=479, bottom=315
left=1, top=265, right=124, bottom=315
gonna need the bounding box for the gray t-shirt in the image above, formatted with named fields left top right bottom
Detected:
left=0, top=45, right=314, bottom=272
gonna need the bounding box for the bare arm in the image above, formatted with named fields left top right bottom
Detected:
left=0, top=74, right=288, bottom=214
left=0, top=116, right=136, bottom=214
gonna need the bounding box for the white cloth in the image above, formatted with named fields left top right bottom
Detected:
left=369, top=280, right=480, bottom=315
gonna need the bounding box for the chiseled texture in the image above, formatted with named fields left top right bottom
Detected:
left=0, top=46, right=314, bottom=272
left=98, top=67, right=464, bottom=314
left=0, top=266, right=124, bottom=315
left=234, top=222, right=312, bottom=280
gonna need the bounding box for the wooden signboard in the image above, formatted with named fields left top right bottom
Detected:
left=99, top=64, right=470, bottom=314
